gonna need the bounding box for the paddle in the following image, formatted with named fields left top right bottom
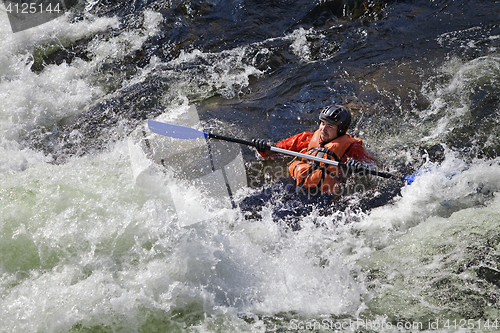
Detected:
left=148, top=119, right=408, bottom=182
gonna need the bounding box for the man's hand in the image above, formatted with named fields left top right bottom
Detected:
left=252, top=139, right=271, bottom=152
left=346, top=160, right=364, bottom=173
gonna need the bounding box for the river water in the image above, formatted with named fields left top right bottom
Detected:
left=1, top=0, right=500, bottom=332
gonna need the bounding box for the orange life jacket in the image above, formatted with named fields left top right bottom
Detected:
left=288, top=130, right=362, bottom=194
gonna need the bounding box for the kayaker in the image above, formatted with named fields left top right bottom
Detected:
left=252, top=105, right=375, bottom=196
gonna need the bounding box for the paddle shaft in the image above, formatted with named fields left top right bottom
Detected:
left=207, top=133, right=402, bottom=181
left=147, top=120, right=403, bottom=181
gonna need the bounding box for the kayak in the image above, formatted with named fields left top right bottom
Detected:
left=239, top=176, right=404, bottom=230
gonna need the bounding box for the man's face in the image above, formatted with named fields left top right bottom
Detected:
left=319, top=121, right=338, bottom=143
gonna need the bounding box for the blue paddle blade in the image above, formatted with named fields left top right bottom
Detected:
left=404, top=174, right=417, bottom=184
left=148, top=119, right=208, bottom=140
left=404, top=167, right=435, bottom=185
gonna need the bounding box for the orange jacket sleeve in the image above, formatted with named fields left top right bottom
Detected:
left=341, top=142, right=375, bottom=165
left=258, top=132, right=375, bottom=165
left=275, top=131, right=314, bottom=152
left=258, top=131, right=314, bottom=158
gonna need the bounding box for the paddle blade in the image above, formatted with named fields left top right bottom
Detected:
left=404, top=174, right=417, bottom=184
left=148, top=120, right=208, bottom=140
left=404, top=167, right=433, bottom=184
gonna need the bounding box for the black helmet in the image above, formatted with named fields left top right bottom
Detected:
left=319, top=105, right=351, bottom=136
